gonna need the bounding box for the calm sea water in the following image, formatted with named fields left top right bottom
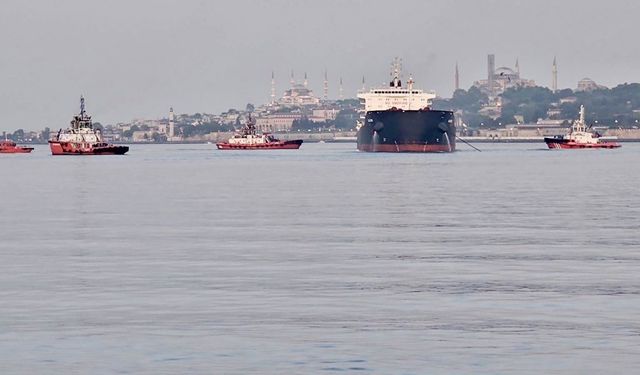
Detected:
left=1, top=142, right=639, bottom=374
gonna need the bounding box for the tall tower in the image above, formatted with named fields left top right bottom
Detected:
left=487, top=54, right=495, bottom=96
left=454, top=62, right=460, bottom=92
left=515, top=58, right=520, bottom=76
left=169, top=107, right=175, bottom=139
left=552, top=56, right=558, bottom=92
left=361, top=75, right=366, bottom=91
left=290, top=70, right=295, bottom=86
left=323, top=70, right=328, bottom=101
left=303, top=72, right=308, bottom=88
left=270, top=71, right=276, bottom=105
left=339, top=77, right=344, bottom=100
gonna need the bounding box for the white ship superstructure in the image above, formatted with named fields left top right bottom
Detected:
left=357, top=59, right=435, bottom=112
left=565, top=105, right=599, bottom=144
left=56, top=97, right=102, bottom=144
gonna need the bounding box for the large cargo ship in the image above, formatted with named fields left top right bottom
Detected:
left=49, top=96, right=129, bottom=155
left=357, top=59, right=455, bottom=152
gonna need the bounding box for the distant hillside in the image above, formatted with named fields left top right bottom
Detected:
left=434, top=83, right=640, bottom=128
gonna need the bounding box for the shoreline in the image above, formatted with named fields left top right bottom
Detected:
left=19, top=138, right=640, bottom=145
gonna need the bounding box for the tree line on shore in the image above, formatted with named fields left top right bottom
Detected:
left=6, top=86, right=640, bottom=142
left=435, top=83, right=640, bottom=128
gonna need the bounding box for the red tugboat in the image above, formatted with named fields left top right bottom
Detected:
left=49, top=96, right=129, bottom=155
left=0, top=137, right=34, bottom=153
left=544, top=105, right=621, bottom=149
left=216, top=115, right=303, bottom=150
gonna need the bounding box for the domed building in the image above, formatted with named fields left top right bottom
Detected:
left=576, top=78, right=607, bottom=92
left=473, top=55, right=536, bottom=97
left=279, top=83, right=320, bottom=106
left=278, top=73, right=321, bottom=107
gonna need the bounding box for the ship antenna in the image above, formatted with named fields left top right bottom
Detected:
left=390, top=57, right=402, bottom=87
left=80, top=95, right=85, bottom=117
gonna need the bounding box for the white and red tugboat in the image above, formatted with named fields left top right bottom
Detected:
left=544, top=105, right=621, bottom=149
left=49, top=96, right=129, bottom=155
left=216, top=115, right=302, bottom=150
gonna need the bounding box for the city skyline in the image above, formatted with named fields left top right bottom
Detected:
left=1, top=0, right=639, bottom=132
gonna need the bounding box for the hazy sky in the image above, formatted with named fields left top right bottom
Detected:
left=1, top=0, right=638, bottom=131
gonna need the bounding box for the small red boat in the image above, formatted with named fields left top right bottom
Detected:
left=49, top=96, right=129, bottom=155
left=0, top=139, right=34, bottom=154
left=544, top=105, right=621, bottom=149
left=216, top=115, right=303, bottom=150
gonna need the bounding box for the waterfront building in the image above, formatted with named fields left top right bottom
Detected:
left=255, top=113, right=302, bottom=132
left=310, top=108, right=340, bottom=123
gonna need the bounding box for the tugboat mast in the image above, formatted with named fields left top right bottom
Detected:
left=572, top=105, right=586, bottom=133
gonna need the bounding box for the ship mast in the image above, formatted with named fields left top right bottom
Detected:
left=390, top=57, right=402, bottom=87
left=572, top=105, right=586, bottom=133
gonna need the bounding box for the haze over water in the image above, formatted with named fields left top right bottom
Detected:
left=1, top=143, right=639, bottom=374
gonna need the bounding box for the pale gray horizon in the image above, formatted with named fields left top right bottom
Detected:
left=1, top=0, right=638, bottom=132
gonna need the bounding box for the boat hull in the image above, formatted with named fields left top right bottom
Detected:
left=49, top=141, right=129, bottom=155
left=0, top=147, right=34, bottom=153
left=216, top=140, right=303, bottom=150
left=357, top=110, right=456, bottom=152
left=544, top=138, right=621, bottom=149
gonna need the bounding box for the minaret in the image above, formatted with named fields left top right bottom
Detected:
left=323, top=70, right=328, bottom=101
left=304, top=72, right=308, bottom=88
left=290, top=70, right=295, bottom=86
left=169, top=107, right=175, bottom=139
left=339, top=77, right=344, bottom=100
left=270, top=71, right=276, bottom=105
left=515, top=58, right=520, bottom=76
left=487, top=54, right=495, bottom=97
left=552, top=56, right=558, bottom=92
left=361, top=75, right=366, bottom=91
left=454, top=62, right=460, bottom=92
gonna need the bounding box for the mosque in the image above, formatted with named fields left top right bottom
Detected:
left=576, top=77, right=607, bottom=92
left=277, top=72, right=321, bottom=106
left=472, top=54, right=537, bottom=97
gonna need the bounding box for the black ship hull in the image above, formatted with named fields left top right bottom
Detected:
left=357, top=109, right=456, bottom=152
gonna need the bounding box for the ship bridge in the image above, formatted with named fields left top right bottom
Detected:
left=358, top=58, right=436, bottom=112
